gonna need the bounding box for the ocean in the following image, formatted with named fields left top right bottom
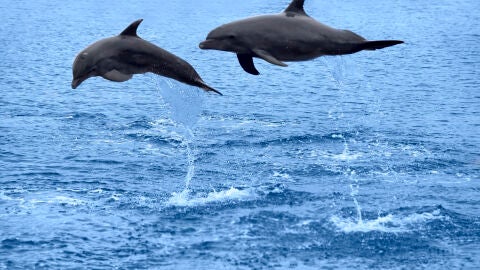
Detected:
left=1, top=0, right=479, bottom=269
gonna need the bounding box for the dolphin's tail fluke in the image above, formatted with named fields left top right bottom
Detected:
left=359, top=40, right=404, bottom=51
left=197, top=80, right=223, bottom=96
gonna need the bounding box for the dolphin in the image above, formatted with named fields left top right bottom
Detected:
left=72, top=19, right=221, bottom=95
left=199, top=0, right=404, bottom=75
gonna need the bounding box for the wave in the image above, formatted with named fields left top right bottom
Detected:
left=63, top=112, right=108, bottom=121
left=204, top=131, right=362, bottom=149
left=201, top=114, right=285, bottom=130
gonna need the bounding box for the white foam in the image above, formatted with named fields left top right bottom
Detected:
left=237, top=119, right=282, bottom=128
left=109, top=193, right=121, bottom=201
left=48, top=196, right=85, bottom=206
left=331, top=133, right=344, bottom=139
left=166, top=187, right=253, bottom=207
left=331, top=152, right=362, bottom=161
left=330, top=214, right=399, bottom=233
left=273, top=171, right=291, bottom=179
left=330, top=209, right=445, bottom=233
left=19, top=194, right=86, bottom=208
left=311, top=149, right=362, bottom=161
left=203, top=115, right=283, bottom=130
left=0, top=192, right=25, bottom=205
left=149, top=118, right=175, bottom=127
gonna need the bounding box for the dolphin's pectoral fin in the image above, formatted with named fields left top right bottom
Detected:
left=237, top=54, right=260, bottom=75
left=252, top=49, right=288, bottom=67
left=102, top=70, right=133, bottom=82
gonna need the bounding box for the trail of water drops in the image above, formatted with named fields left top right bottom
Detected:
left=150, top=76, right=204, bottom=190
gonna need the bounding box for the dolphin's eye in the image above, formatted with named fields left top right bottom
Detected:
left=228, top=35, right=236, bottom=39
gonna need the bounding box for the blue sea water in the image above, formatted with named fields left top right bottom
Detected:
left=1, top=0, right=479, bottom=269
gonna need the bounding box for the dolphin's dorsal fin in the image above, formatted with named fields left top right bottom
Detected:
left=120, top=19, right=143, bottom=36
left=284, top=0, right=307, bottom=16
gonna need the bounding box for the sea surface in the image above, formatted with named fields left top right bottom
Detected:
left=1, top=0, right=479, bottom=269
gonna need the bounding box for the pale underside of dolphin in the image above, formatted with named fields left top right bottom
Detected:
left=72, top=19, right=221, bottom=95
left=199, top=0, right=404, bottom=75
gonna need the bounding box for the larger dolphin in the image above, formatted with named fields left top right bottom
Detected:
left=199, top=0, right=403, bottom=75
left=72, top=19, right=221, bottom=95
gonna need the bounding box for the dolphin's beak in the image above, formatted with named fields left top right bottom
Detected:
left=71, top=77, right=84, bottom=89
left=199, top=39, right=215, bottom=50
left=72, top=72, right=92, bottom=89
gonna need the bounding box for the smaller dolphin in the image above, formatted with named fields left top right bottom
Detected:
left=73, top=19, right=221, bottom=95
left=199, top=0, right=404, bottom=75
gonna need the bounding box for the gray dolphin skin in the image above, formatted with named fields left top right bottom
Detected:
left=199, top=0, right=404, bottom=75
left=72, top=19, right=221, bottom=95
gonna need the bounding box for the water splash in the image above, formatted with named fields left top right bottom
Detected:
left=182, top=128, right=195, bottom=189
left=330, top=209, right=446, bottom=233
left=322, top=56, right=348, bottom=88
left=323, top=56, right=364, bottom=225
left=152, top=77, right=205, bottom=128
left=344, top=139, right=363, bottom=225
left=150, top=77, right=204, bottom=190
left=166, top=187, right=253, bottom=207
